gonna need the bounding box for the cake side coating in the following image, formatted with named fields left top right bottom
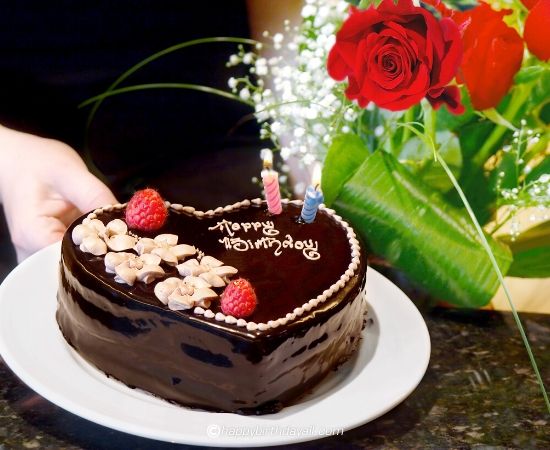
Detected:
left=56, top=199, right=368, bottom=414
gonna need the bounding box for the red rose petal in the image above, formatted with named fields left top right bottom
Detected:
left=431, top=18, right=463, bottom=88
left=427, top=85, right=465, bottom=114
left=327, top=45, right=350, bottom=80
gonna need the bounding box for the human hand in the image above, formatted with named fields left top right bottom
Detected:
left=0, top=126, right=117, bottom=262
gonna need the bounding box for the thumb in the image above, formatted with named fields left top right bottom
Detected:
left=55, top=169, right=118, bottom=214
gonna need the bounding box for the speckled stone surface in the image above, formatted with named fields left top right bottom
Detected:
left=1, top=305, right=549, bottom=449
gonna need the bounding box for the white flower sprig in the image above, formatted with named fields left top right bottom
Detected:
left=227, top=0, right=354, bottom=169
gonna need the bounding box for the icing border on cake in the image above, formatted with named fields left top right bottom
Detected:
left=80, top=198, right=361, bottom=331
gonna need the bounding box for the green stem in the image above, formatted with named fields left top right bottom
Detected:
left=422, top=100, right=437, bottom=154
left=79, top=37, right=259, bottom=178
left=523, top=131, right=550, bottom=167
left=489, top=208, right=515, bottom=236
left=426, top=106, right=550, bottom=415
left=472, top=84, right=531, bottom=167
left=84, top=37, right=259, bottom=129
left=437, top=155, right=550, bottom=415
left=79, top=83, right=253, bottom=108
left=401, top=107, right=414, bottom=144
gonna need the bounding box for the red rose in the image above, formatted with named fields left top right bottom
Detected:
left=524, top=0, right=550, bottom=61
left=454, top=2, right=524, bottom=110
left=327, top=0, right=463, bottom=114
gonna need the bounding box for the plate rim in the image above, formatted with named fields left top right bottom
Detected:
left=0, top=242, right=430, bottom=447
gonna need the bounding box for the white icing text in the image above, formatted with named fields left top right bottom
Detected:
left=208, top=219, right=279, bottom=237
left=218, top=234, right=320, bottom=261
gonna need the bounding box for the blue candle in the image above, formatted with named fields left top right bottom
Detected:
left=300, top=185, right=324, bottom=223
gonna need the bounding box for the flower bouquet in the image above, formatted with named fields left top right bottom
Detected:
left=225, top=0, right=550, bottom=311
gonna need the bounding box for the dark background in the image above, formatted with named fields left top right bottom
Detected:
left=0, top=0, right=265, bottom=273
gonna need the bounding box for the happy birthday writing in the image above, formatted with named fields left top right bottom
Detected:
left=208, top=220, right=320, bottom=261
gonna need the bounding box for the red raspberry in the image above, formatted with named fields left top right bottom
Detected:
left=220, top=279, right=257, bottom=318
left=125, top=188, right=168, bottom=231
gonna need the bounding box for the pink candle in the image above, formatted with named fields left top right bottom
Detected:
left=261, top=150, right=282, bottom=215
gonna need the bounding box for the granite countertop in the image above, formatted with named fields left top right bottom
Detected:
left=1, top=305, right=549, bottom=449
left=0, top=206, right=549, bottom=449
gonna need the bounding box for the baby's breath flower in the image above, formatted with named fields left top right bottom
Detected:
left=280, top=147, right=291, bottom=160
left=226, top=0, right=352, bottom=164
left=294, top=127, right=305, bottom=138
left=239, top=87, right=251, bottom=101
left=302, top=5, right=317, bottom=18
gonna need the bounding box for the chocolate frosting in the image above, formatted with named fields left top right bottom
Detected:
left=57, top=201, right=368, bottom=414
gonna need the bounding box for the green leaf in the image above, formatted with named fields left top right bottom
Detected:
left=489, top=152, right=518, bottom=193
left=508, top=247, right=550, bottom=277
left=396, top=130, right=462, bottom=192
left=529, top=71, right=550, bottom=125
left=501, top=221, right=550, bottom=277
left=448, top=162, right=496, bottom=225
left=515, top=66, right=548, bottom=85
left=357, top=0, right=383, bottom=8
left=481, top=108, right=518, bottom=131
left=445, top=119, right=499, bottom=224
left=435, top=86, right=476, bottom=132
left=441, top=0, right=477, bottom=11
left=332, top=150, right=513, bottom=307
left=322, top=134, right=368, bottom=206
left=79, top=83, right=249, bottom=109
left=457, top=119, right=496, bottom=160
left=526, top=157, right=550, bottom=183
left=80, top=36, right=259, bottom=129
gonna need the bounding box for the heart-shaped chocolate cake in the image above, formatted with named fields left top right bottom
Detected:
left=57, top=198, right=367, bottom=415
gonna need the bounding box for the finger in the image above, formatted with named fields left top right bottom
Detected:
left=54, top=169, right=118, bottom=214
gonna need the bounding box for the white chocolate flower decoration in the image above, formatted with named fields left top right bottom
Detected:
left=154, top=276, right=218, bottom=310
left=72, top=218, right=136, bottom=255
left=72, top=219, right=107, bottom=255
left=176, top=255, right=238, bottom=287
left=134, top=234, right=196, bottom=266
left=104, top=252, right=165, bottom=286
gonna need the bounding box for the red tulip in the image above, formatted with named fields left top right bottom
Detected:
left=521, top=0, right=539, bottom=10
left=524, top=0, right=550, bottom=61
left=455, top=2, right=524, bottom=110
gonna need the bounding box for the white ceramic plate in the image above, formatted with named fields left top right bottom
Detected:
left=0, top=242, right=430, bottom=447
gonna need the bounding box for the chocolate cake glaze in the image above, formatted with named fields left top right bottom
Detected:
left=57, top=201, right=368, bottom=414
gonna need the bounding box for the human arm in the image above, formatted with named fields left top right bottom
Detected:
left=0, top=125, right=117, bottom=262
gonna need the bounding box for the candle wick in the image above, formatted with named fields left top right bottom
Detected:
left=314, top=183, right=320, bottom=191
